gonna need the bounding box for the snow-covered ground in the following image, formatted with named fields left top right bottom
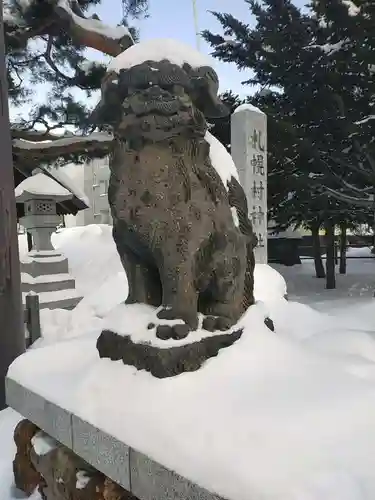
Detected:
left=4, top=225, right=375, bottom=500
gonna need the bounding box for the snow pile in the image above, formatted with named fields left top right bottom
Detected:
left=254, top=264, right=287, bottom=301
left=51, top=225, right=123, bottom=299
left=8, top=295, right=375, bottom=500
left=15, top=173, right=70, bottom=199
left=108, top=38, right=213, bottom=73
left=8, top=224, right=375, bottom=500
left=347, top=246, right=373, bottom=258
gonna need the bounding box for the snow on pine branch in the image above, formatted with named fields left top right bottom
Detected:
left=56, top=0, right=134, bottom=56
left=13, top=132, right=113, bottom=158
left=341, top=0, right=360, bottom=16
left=306, top=39, right=348, bottom=56
left=6, top=0, right=134, bottom=57
left=355, top=115, right=375, bottom=126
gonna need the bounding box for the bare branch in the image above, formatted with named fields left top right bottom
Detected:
left=325, top=187, right=374, bottom=207
left=44, top=35, right=75, bottom=82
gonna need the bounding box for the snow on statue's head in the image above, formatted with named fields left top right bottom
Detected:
left=93, top=38, right=229, bottom=140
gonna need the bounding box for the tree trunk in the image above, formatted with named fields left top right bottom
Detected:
left=311, top=222, right=325, bottom=278
left=0, top=4, right=25, bottom=410
left=325, top=220, right=336, bottom=289
left=339, top=222, right=347, bottom=275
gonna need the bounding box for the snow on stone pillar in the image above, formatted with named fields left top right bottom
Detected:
left=15, top=171, right=82, bottom=311
left=231, top=104, right=268, bottom=264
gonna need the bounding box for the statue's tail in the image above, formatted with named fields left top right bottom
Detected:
left=227, top=177, right=258, bottom=310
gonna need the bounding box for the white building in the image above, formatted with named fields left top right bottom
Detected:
left=81, top=157, right=112, bottom=225
left=63, top=157, right=112, bottom=227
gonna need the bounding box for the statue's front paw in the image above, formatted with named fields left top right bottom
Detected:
left=202, top=315, right=232, bottom=332
left=157, top=307, right=198, bottom=330
left=155, top=324, right=191, bottom=341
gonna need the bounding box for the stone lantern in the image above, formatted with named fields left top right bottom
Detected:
left=15, top=170, right=82, bottom=310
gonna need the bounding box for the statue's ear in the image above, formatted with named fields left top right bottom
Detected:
left=187, top=66, right=230, bottom=119
left=91, top=75, right=123, bottom=127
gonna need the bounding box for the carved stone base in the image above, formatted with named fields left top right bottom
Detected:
left=13, top=419, right=42, bottom=495
left=13, top=419, right=137, bottom=500
left=96, top=328, right=243, bottom=378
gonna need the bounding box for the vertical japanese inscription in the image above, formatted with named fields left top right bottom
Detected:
left=231, top=107, right=267, bottom=263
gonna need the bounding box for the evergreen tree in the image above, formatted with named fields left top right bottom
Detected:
left=202, top=0, right=375, bottom=287
left=209, top=90, right=243, bottom=153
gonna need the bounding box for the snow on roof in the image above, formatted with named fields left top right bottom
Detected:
left=205, top=131, right=239, bottom=189
left=15, top=172, right=72, bottom=199
left=233, top=103, right=265, bottom=115
left=108, top=38, right=213, bottom=73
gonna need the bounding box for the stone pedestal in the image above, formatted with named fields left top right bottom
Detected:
left=231, top=104, right=268, bottom=264
left=16, top=172, right=82, bottom=310
left=6, top=378, right=225, bottom=500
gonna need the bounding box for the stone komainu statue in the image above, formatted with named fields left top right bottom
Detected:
left=94, top=59, right=257, bottom=337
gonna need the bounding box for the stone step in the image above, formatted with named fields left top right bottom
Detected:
left=22, top=274, right=76, bottom=294
left=21, top=255, right=69, bottom=278
left=22, top=289, right=82, bottom=311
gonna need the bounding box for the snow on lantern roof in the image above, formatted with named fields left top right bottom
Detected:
left=15, top=172, right=73, bottom=202
left=234, top=103, right=265, bottom=115
left=107, top=38, right=213, bottom=74
left=46, top=166, right=90, bottom=207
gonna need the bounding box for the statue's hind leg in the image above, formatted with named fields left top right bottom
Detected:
left=121, top=252, right=162, bottom=307
left=201, top=232, right=247, bottom=332
left=113, top=225, right=162, bottom=307
left=156, top=257, right=199, bottom=332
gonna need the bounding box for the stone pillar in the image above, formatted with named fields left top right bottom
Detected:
left=231, top=104, right=268, bottom=264
left=15, top=171, right=82, bottom=311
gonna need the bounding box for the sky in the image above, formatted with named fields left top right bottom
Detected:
left=94, top=0, right=307, bottom=96
left=10, top=0, right=307, bottom=122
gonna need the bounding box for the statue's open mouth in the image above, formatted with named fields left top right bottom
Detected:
left=123, top=85, right=190, bottom=117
